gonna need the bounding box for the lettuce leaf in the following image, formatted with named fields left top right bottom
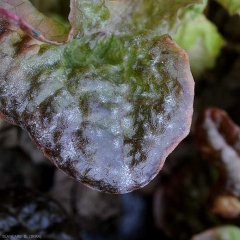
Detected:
left=174, top=1, right=225, bottom=78
left=0, top=0, right=196, bottom=193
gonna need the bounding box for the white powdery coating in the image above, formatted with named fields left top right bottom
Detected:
left=0, top=27, right=194, bottom=193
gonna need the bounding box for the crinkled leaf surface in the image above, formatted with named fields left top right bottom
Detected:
left=0, top=0, right=203, bottom=43
left=191, top=225, right=240, bottom=240
left=0, top=0, right=194, bottom=193
left=106, top=0, right=203, bottom=35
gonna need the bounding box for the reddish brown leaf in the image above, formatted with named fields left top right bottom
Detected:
left=195, top=107, right=240, bottom=196
left=195, top=107, right=240, bottom=219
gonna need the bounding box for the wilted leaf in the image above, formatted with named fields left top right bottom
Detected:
left=191, top=225, right=240, bottom=240
left=0, top=1, right=195, bottom=193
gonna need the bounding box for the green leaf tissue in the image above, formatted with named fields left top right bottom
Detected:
left=0, top=0, right=196, bottom=193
